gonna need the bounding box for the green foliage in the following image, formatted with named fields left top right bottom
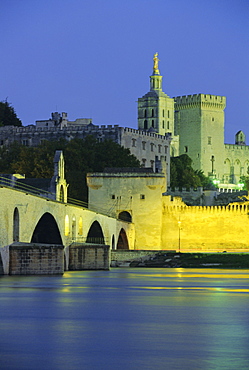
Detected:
left=0, top=142, right=23, bottom=173
left=0, top=100, right=22, bottom=127
left=170, top=154, right=212, bottom=189
left=239, top=166, right=249, bottom=191
left=0, top=136, right=140, bottom=201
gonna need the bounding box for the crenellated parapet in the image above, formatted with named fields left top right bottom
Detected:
left=174, top=93, right=226, bottom=110
left=163, top=202, right=249, bottom=214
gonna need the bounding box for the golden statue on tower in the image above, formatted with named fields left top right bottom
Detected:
left=153, top=52, right=160, bottom=74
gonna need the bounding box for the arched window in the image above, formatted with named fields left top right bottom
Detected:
left=118, top=211, right=132, bottom=223
left=144, top=109, right=147, bottom=118
left=151, top=109, right=154, bottom=117
left=144, top=120, right=148, bottom=129
left=13, top=207, right=19, bottom=242
left=152, top=120, right=154, bottom=128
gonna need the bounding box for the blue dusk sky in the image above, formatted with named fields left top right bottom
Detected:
left=1, top=0, right=248, bottom=143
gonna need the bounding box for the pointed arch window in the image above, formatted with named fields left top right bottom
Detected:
left=144, top=120, right=148, bottom=129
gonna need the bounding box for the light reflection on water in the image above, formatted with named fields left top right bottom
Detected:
left=0, top=268, right=249, bottom=370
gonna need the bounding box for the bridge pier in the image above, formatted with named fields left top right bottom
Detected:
left=69, top=243, right=110, bottom=270
left=8, top=243, right=64, bottom=275
left=0, top=242, right=110, bottom=275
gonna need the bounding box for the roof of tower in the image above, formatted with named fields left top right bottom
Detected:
left=139, top=90, right=169, bottom=99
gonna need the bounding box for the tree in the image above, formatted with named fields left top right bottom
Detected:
left=0, top=100, right=22, bottom=127
left=64, top=137, right=140, bottom=201
left=1, top=136, right=140, bottom=201
left=170, top=154, right=212, bottom=189
left=0, top=141, right=23, bottom=173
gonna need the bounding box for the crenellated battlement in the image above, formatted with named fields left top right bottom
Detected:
left=123, top=127, right=170, bottom=140
left=174, top=93, right=226, bottom=109
left=225, top=143, right=249, bottom=151
left=0, top=124, right=170, bottom=140
left=164, top=202, right=249, bottom=214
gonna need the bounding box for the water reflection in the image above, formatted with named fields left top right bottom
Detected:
left=1, top=268, right=249, bottom=370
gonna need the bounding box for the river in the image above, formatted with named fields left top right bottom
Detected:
left=1, top=268, right=249, bottom=370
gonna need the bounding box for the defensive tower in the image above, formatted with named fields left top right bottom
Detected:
left=174, top=94, right=226, bottom=180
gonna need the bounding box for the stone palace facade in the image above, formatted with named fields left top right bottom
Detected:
left=1, top=54, right=248, bottom=190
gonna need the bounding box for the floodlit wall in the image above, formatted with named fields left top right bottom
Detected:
left=87, top=171, right=166, bottom=250
left=162, top=196, right=249, bottom=252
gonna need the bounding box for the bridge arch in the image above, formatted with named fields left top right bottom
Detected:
left=31, top=212, right=63, bottom=245
left=86, top=220, right=105, bottom=244
left=117, top=228, right=129, bottom=250
left=13, top=207, right=20, bottom=242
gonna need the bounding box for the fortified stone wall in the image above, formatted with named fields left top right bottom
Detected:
left=0, top=124, right=171, bottom=182
left=162, top=197, right=249, bottom=252
left=87, top=170, right=166, bottom=250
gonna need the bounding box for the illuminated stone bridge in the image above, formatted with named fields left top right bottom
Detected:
left=0, top=185, right=134, bottom=274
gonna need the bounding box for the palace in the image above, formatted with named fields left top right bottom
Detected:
left=0, top=54, right=248, bottom=190
left=138, top=53, right=249, bottom=190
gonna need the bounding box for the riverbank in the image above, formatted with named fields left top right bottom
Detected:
left=112, top=252, right=249, bottom=268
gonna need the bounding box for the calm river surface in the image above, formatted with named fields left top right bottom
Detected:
left=1, top=268, right=249, bottom=370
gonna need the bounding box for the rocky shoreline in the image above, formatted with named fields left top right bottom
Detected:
left=112, top=252, right=249, bottom=269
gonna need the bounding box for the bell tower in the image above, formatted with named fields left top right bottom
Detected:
left=137, top=53, right=175, bottom=138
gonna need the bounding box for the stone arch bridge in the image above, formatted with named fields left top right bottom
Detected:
left=0, top=186, right=134, bottom=274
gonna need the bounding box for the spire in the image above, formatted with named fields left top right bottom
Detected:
left=150, top=52, right=162, bottom=91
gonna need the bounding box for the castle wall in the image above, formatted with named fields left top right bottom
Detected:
left=224, top=144, right=249, bottom=184
left=0, top=124, right=171, bottom=185
left=87, top=171, right=165, bottom=250
left=120, top=127, right=170, bottom=183
left=162, top=196, right=249, bottom=252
